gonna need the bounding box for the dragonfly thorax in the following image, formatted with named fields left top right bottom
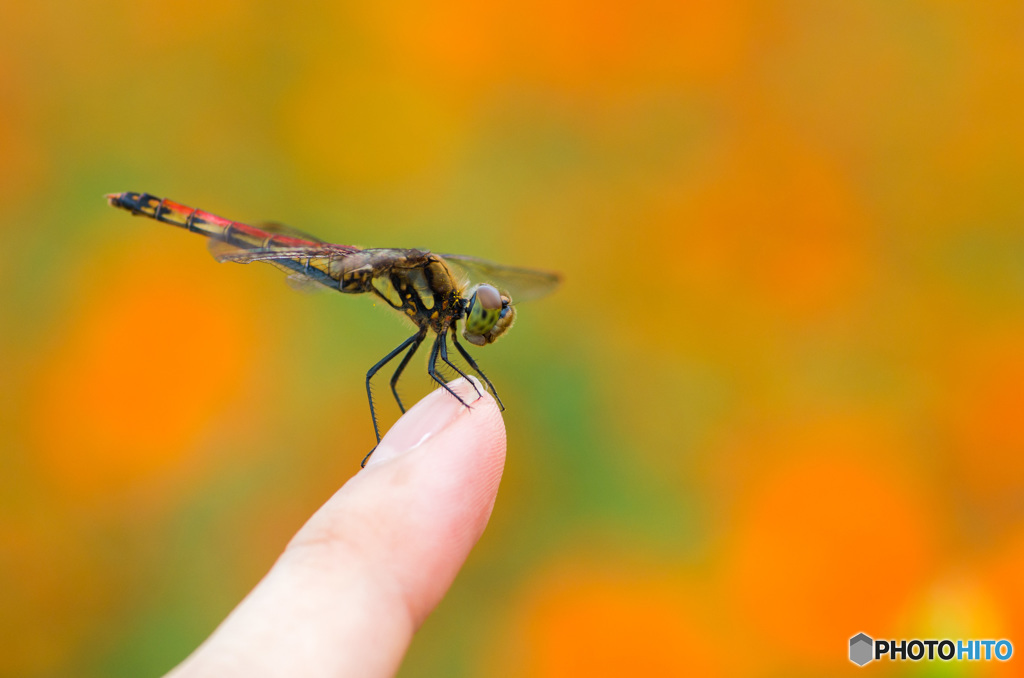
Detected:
left=462, top=283, right=515, bottom=346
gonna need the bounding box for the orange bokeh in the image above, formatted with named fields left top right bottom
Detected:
left=587, top=130, right=874, bottom=360
left=372, top=0, right=747, bottom=94
left=508, top=564, right=722, bottom=677
left=678, top=139, right=869, bottom=320
left=0, top=518, right=110, bottom=676
left=718, top=419, right=936, bottom=667
left=126, top=0, right=250, bottom=51
left=280, top=63, right=462, bottom=188
left=984, top=529, right=1024, bottom=651
left=29, top=242, right=255, bottom=501
left=939, top=326, right=1024, bottom=499
left=0, top=87, right=45, bottom=206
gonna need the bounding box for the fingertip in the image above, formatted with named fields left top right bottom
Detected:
left=364, top=377, right=506, bottom=469
left=357, top=379, right=508, bottom=555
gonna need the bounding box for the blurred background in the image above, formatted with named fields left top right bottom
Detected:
left=2, top=1, right=1023, bottom=676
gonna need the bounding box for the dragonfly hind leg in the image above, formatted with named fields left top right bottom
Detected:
left=362, top=328, right=427, bottom=467
left=390, top=330, right=427, bottom=414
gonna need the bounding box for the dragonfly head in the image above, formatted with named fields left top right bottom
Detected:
left=463, top=284, right=515, bottom=346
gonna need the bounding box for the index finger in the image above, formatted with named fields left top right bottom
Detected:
left=166, top=379, right=506, bottom=678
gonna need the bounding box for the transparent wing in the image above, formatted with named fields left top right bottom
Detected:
left=208, top=243, right=344, bottom=264
left=439, top=253, right=561, bottom=303
left=254, top=221, right=327, bottom=244
left=206, top=240, right=359, bottom=293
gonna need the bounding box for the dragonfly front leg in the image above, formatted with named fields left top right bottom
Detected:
left=439, top=331, right=483, bottom=400
left=450, top=330, right=504, bottom=411
left=389, top=328, right=427, bottom=414
left=362, top=329, right=426, bottom=467
left=427, top=330, right=473, bottom=409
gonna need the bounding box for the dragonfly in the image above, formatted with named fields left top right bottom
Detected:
left=107, top=191, right=560, bottom=465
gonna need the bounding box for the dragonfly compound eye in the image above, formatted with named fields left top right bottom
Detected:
left=463, top=284, right=516, bottom=345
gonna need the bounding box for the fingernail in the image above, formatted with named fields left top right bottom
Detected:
left=363, top=378, right=482, bottom=467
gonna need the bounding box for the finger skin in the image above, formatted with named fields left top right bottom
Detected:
left=166, top=380, right=506, bottom=678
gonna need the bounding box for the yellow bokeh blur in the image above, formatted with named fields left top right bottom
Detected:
left=2, top=1, right=1023, bottom=676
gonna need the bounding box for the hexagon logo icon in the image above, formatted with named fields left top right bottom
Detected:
left=850, top=633, right=874, bottom=666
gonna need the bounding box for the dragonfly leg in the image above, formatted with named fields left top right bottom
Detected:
left=439, top=331, right=483, bottom=400
left=362, top=329, right=425, bottom=467
left=451, top=331, right=505, bottom=411
left=427, top=331, right=472, bottom=410
left=389, top=329, right=427, bottom=414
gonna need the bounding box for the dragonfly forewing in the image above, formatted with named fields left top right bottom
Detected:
left=440, top=253, right=561, bottom=303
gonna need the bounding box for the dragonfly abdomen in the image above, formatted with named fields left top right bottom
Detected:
left=106, top=192, right=324, bottom=249
left=109, top=192, right=230, bottom=238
